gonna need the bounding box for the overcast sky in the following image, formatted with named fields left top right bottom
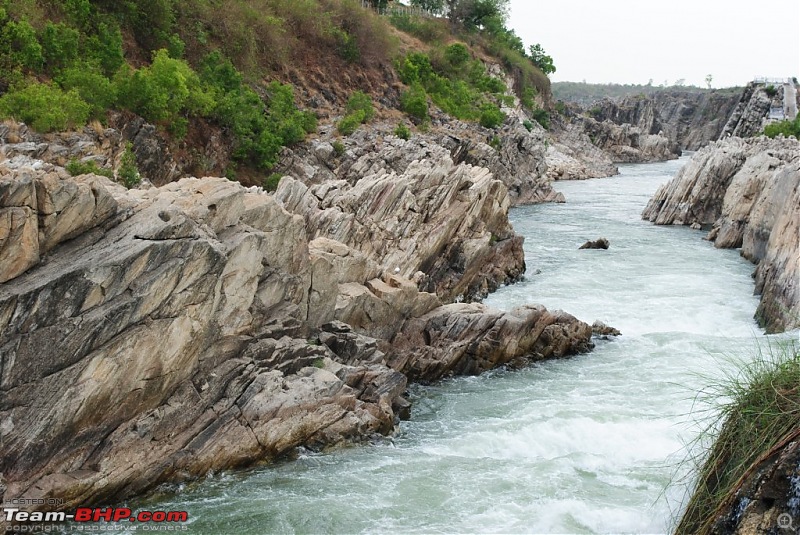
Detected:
left=507, top=0, right=800, bottom=88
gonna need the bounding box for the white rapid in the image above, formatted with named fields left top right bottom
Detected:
left=132, top=157, right=790, bottom=534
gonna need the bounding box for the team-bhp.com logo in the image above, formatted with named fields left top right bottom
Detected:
left=4, top=507, right=188, bottom=532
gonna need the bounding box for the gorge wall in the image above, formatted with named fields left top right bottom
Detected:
left=0, top=130, right=594, bottom=513
left=642, top=136, right=800, bottom=333
left=547, top=88, right=746, bottom=180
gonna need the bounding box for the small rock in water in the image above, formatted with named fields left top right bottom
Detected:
left=579, top=238, right=610, bottom=250
left=592, top=320, right=621, bottom=339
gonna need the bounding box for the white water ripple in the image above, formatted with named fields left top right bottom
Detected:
left=129, top=157, right=798, bottom=534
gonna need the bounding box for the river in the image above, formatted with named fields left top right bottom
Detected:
left=131, top=157, right=783, bottom=533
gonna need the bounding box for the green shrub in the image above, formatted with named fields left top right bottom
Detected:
left=337, top=110, right=365, bottom=136
left=83, top=21, right=125, bottom=76
left=332, top=28, right=359, bottom=63
left=394, top=122, right=411, bottom=140
left=346, top=91, right=375, bottom=122
left=489, top=135, right=501, bottom=151
left=118, top=142, right=141, bottom=189
left=444, top=43, right=470, bottom=67
left=65, top=158, right=113, bottom=178
left=262, top=172, right=282, bottom=192
left=764, top=84, right=778, bottom=97
left=0, top=83, right=90, bottom=132
left=201, top=51, right=315, bottom=170
left=520, top=86, right=537, bottom=110
left=763, top=116, right=800, bottom=139
left=40, top=22, right=80, bottom=73
left=57, top=64, right=116, bottom=120
left=63, top=0, right=91, bottom=28
left=115, top=49, right=214, bottom=124
left=522, top=119, right=533, bottom=132
left=531, top=108, right=550, bottom=130
left=554, top=100, right=566, bottom=115
left=479, top=102, right=505, bottom=128
left=332, top=140, right=345, bottom=156
left=400, top=83, right=429, bottom=122
left=3, top=19, right=43, bottom=70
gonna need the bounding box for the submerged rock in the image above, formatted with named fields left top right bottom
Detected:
left=592, top=321, right=621, bottom=338
left=579, top=238, right=610, bottom=250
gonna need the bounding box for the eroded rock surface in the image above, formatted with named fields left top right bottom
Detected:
left=643, top=136, right=800, bottom=332
left=277, top=118, right=564, bottom=206
left=0, top=152, right=593, bottom=511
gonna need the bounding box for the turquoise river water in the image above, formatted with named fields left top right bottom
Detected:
left=127, top=157, right=798, bottom=534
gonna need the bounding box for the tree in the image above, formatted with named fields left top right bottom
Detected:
left=448, top=0, right=509, bottom=29
left=705, top=74, right=713, bottom=89
left=528, top=43, right=556, bottom=75
left=410, top=0, right=445, bottom=14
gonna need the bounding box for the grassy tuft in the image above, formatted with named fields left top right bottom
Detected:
left=678, top=340, right=800, bottom=534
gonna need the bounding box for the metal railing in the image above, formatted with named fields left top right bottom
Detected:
left=754, top=77, right=792, bottom=84
left=360, top=1, right=438, bottom=18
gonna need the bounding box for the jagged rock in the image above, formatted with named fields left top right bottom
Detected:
left=592, top=320, right=621, bottom=338
left=547, top=120, right=619, bottom=180
left=278, top=119, right=564, bottom=206
left=0, top=170, right=408, bottom=510
left=700, top=437, right=800, bottom=534
left=275, top=150, right=525, bottom=303
left=386, top=303, right=594, bottom=381
left=0, top=148, right=594, bottom=513
left=580, top=116, right=680, bottom=163
left=579, top=238, right=610, bottom=250
left=643, top=136, right=800, bottom=332
left=651, top=89, right=743, bottom=150
left=720, top=83, right=781, bottom=139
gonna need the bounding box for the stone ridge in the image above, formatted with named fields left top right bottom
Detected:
left=642, top=136, right=800, bottom=332
left=0, top=151, right=594, bottom=512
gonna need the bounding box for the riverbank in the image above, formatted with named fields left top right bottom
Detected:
left=643, top=136, right=800, bottom=333
left=125, top=159, right=774, bottom=533
left=0, top=134, right=594, bottom=515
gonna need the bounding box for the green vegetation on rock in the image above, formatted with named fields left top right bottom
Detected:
left=679, top=342, right=800, bottom=533
left=763, top=116, right=800, bottom=139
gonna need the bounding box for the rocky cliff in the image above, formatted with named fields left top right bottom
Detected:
left=642, top=136, right=800, bottom=333
left=651, top=89, right=743, bottom=150
left=277, top=114, right=564, bottom=206
left=550, top=89, right=744, bottom=174
left=0, top=136, right=593, bottom=512
left=720, top=82, right=793, bottom=139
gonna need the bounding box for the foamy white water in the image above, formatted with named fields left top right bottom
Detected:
left=131, top=157, right=794, bottom=534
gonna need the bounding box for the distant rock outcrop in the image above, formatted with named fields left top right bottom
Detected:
left=720, top=82, right=792, bottom=139
left=643, top=136, right=800, bottom=332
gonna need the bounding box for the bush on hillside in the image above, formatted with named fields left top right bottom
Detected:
left=115, top=49, right=214, bottom=124
left=400, top=83, right=429, bottom=122
left=57, top=64, right=116, bottom=120
left=0, top=83, right=90, bottom=132
left=531, top=108, right=550, bottom=130
left=66, top=158, right=114, bottom=178
left=763, top=116, right=800, bottom=139
left=479, top=102, right=504, bottom=128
